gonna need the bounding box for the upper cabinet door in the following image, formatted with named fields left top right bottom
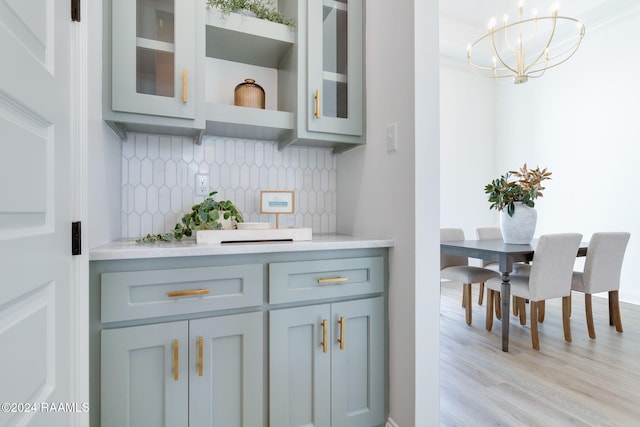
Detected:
left=112, top=0, right=196, bottom=119
left=307, top=0, right=364, bottom=136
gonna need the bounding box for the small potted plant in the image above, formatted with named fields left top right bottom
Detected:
left=484, top=164, right=552, bottom=244
left=206, top=0, right=295, bottom=27
left=137, top=191, right=244, bottom=243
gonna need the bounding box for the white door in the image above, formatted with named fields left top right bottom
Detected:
left=0, top=1, right=78, bottom=426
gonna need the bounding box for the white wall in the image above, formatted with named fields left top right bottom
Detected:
left=88, top=0, right=122, bottom=248
left=495, top=7, right=640, bottom=304
left=439, top=57, right=497, bottom=238
left=337, top=1, right=440, bottom=425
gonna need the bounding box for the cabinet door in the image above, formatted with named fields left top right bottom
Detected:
left=270, top=305, right=331, bottom=427
left=331, top=297, right=385, bottom=427
left=101, top=321, right=189, bottom=427
left=189, top=312, right=264, bottom=427
left=112, top=0, right=196, bottom=119
left=307, top=0, right=364, bottom=136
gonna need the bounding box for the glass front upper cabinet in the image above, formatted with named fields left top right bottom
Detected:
left=112, top=0, right=196, bottom=119
left=307, top=0, right=363, bottom=136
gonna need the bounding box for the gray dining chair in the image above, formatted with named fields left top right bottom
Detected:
left=441, top=228, right=500, bottom=326
left=485, top=233, right=582, bottom=350
left=571, top=232, right=630, bottom=339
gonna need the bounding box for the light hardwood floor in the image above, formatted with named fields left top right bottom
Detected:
left=440, top=281, right=640, bottom=426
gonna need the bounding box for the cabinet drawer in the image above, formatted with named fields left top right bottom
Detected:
left=101, top=264, right=263, bottom=322
left=269, top=257, right=383, bottom=304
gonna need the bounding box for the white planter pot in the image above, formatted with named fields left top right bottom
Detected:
left=217, top=211, right=234, bottom=230
left=500, top=203, right=537, bottom=244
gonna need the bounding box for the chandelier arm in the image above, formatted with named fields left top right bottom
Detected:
left=527, top=67, right=547, bottom=79
left=503, top=21, right=516, bottom=53
left=526, top=27, right=584, bottom=73
left=526, top=38, right=584, bottom=74
left=489, top=31, right=518, bottom=74
left=467, top=38, right=512, bottom=75
left=543, top=32, right=585, bottom=63
left=523, top=15, right=557, bottom=75
left=522, top=17, right=540, bottom=68
left=467, top=64, right=515, bottom=81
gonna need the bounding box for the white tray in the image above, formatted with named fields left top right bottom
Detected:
left=196, top=227, right=312, bottom=244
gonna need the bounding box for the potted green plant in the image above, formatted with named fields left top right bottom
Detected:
left=484, top=164, right=552, bottom=244
left=137, top=191, right=244, bottom=243
left=206, top=0, right=295, bottom=27
left=485, top=164, right=552, bottom=216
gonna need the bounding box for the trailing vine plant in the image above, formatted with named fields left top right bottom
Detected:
left=137, top=191, right=244, bottom=243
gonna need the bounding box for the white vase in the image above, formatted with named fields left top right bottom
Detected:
left=500, top=203, right=537, bottom=244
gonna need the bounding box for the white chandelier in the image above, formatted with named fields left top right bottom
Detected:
left=467, top=1, right=585, bottom=84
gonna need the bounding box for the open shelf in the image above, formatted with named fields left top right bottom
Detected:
left=205, top=103, right=294, bottom=141
left=205, top=9, right=295, bottom=68
left=136, top=37, right=175, bottom=53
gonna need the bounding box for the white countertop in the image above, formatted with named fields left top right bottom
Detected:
left=89, top=233, right=394, bottom=261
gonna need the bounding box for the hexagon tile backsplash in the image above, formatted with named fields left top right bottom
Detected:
left=122, top=133, right=337, bottom=239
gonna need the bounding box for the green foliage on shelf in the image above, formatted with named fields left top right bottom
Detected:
left=137, top=191, right=244, bottom=243
left=206, top=0, right=295, bottom=27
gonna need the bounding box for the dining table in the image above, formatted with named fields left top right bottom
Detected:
left=440, top=238, right=588, bottom=352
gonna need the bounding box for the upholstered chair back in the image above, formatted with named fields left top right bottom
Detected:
left=582, top=232, right=630, bottom=294
left=475, top=227, right=502, bottom=240
left=528, top=233, right=582, bottom=301
left=440, top=228, right=468, bottom=269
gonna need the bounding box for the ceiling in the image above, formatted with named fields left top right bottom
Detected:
left=440, top=0, right=614, bottom=29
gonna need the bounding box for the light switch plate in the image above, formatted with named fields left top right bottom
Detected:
left=386, top=123, right=398, bottom=152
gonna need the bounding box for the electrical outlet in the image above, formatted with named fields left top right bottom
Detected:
left=195, top=174, right=209, bottom=196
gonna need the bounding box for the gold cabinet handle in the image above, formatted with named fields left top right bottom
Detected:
left=173, top=340, right=179, bottom=381
left=197, top=336, right=204, bottom=377
left=314, top=89, right=321, bottom=118
left=182, top=69, right=188, bottom=104
left=317, top=277, right=348, bottom=284
left=321, top=319, right=328, bottom=353
left=167, top=289, right=210, bottom=298
left=337, top=317, right=345, bottom=350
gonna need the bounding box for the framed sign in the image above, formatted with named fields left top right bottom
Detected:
left=260, top=190, right=294, bottom=214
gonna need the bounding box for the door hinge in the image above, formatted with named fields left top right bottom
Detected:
left=71, top=0, right=80, bottom=22
left=72, top=221, right=81, bottom=255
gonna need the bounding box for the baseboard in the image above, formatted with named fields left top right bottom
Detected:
left=386, top=417, right=400, bottom=427
left=619, top=289, right=640, bottom=305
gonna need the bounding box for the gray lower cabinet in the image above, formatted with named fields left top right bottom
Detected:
left=92, top=249, right=387, bottom=427
left=189, top=313, right=263, bottom=426
left=270, top=297, right=384, bottom=427
left=101, top=321, right=189, bottom=427
left=101, top=311, right=262, bottom=427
